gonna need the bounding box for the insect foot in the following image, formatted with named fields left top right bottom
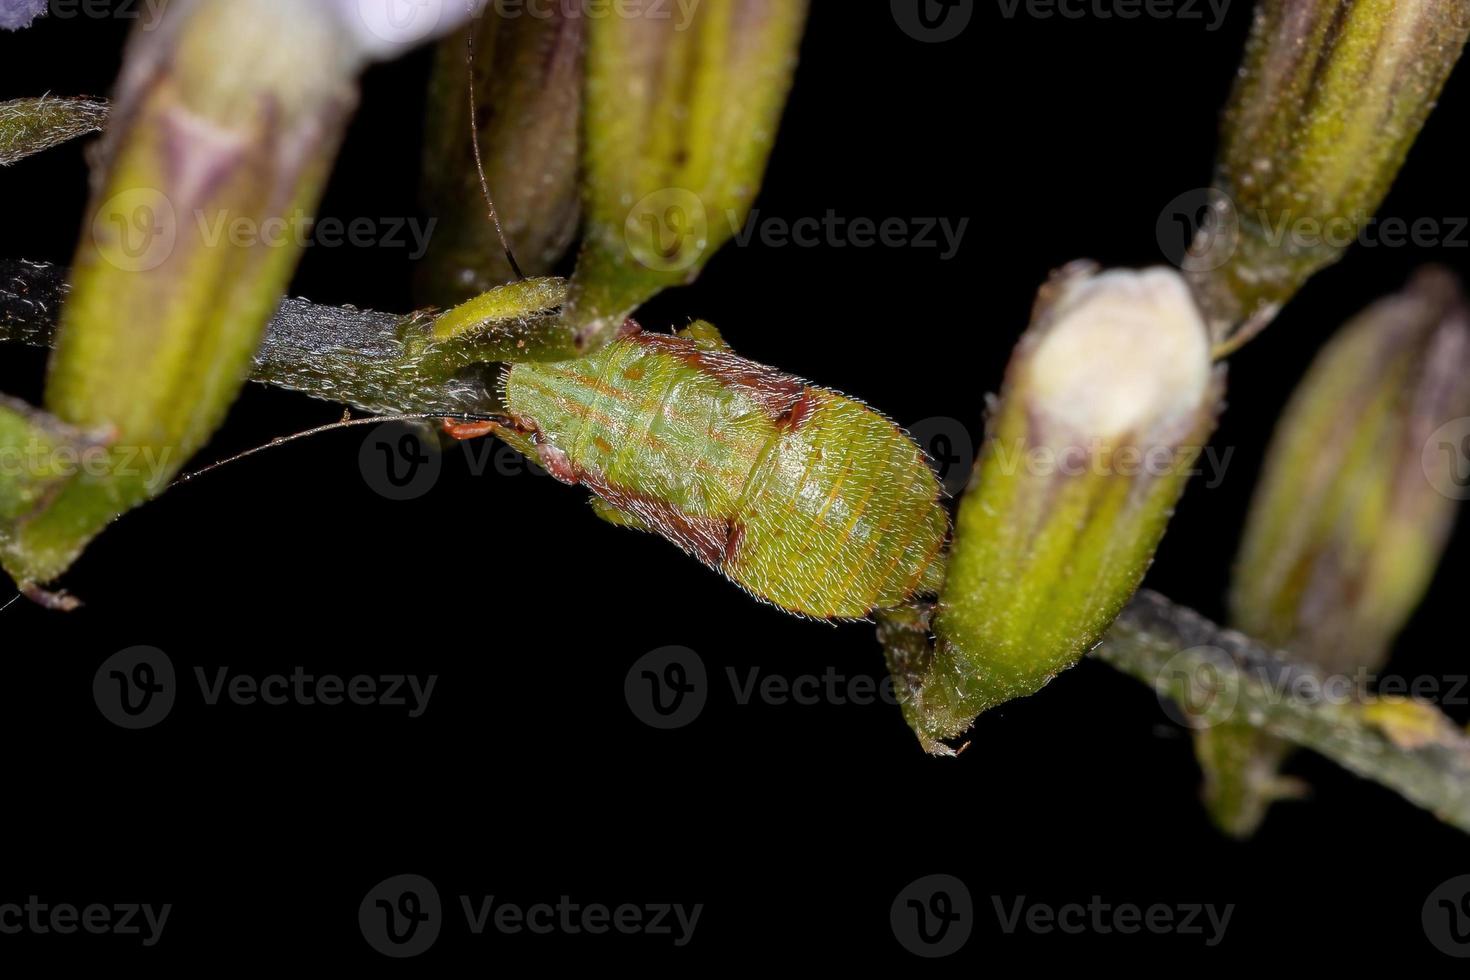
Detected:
left=908, top=263, right=1224, bottom=752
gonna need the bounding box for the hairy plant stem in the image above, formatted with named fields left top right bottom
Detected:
left=1099, top=590, right=1470, bottom=833
left=0, top=97, right=108, bottom=167
left=1, top=259, right=503, bottom=416
left=5, top=258, right=1470, bottom=830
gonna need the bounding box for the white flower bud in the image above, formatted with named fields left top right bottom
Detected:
left=328, top=0, right=487, bottom=63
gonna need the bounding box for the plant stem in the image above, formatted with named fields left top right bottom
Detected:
left=0, top=96, right=108, bottom=167
left=1, top=258, right=502, bottom=417
left=1099, top=590, right=1470, bottom=832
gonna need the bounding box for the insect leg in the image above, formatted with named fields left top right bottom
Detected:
left=675, top=319, right=730, bottom=352
left=441, top=417, right=536, bottom=459
left=589, top=497, right=654, bottom=534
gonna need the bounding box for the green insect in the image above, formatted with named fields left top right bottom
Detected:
left=421, top=12, right=946, bottom=622
left=442, top=310, right=950, bottom=621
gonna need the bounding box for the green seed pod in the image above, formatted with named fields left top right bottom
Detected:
left=558, top=0, right=809, bottom=356
left=489, top=317, right=948, bottom=619
left=417, top=6, right=584, bottom=304
left=914, top=265, right=1223, bottom=749
left=1188, top=0, right=1470, bottom=345
left=1195, top=268, right=1470, bottom=836
left=1, top=0, right=363, bottom=589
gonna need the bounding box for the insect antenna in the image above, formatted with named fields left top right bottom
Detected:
left=172, top=411, right=505, bottom=488
left=464, top=15, right=525, bottom=281
left=0, top=593, right=20, bottom=615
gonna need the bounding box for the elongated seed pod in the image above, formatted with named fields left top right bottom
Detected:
left=502, top=328, right=950, bottom=619
left=417, top=6, right=583, bottom=303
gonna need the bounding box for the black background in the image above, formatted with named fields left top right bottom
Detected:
left=2, top=0, right=1468, bottom=967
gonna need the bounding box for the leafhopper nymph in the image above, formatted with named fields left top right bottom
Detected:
left=445, top=316, right=951, bottom=621
left=428, top=5, right=945, bottom=621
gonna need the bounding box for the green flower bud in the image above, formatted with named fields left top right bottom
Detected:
left=560, top=0, right=809, bottom=355
left=1, top=0, right=361, bottom=589
left=915, top=264, right=1223, bottom=749
left=1188, top=0, right=1469, bottom=345
left=1234, top=268, right=1470, bottom=668
left=1195, top=268, right=1470, bottom=835
left=417, top=5, right=584, bottom=304
left=0, top=397, right=99, bottom=525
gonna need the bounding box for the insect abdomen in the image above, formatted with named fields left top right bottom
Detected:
left=729, top=391, right=950, bottom=617
left=506, top=333, right=949, bottom=618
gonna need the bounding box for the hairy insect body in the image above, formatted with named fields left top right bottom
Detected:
left=502, top=328, right=949, bottom=619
